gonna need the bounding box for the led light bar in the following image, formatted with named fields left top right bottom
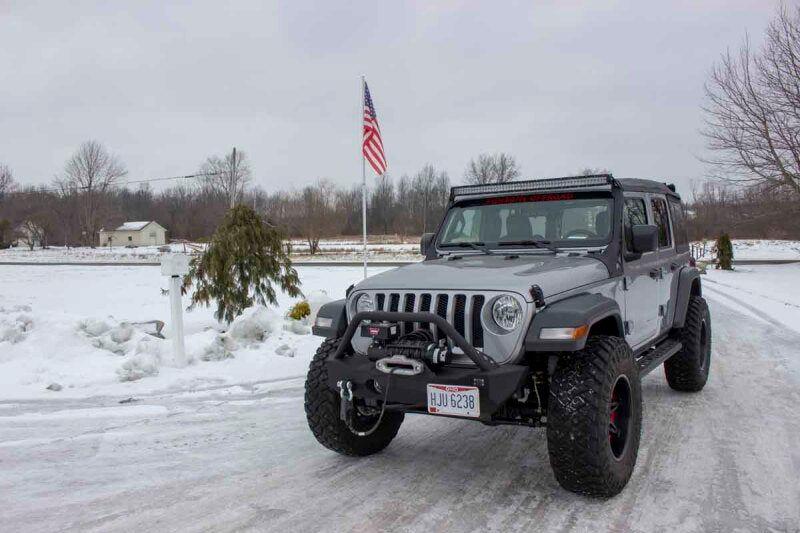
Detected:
left=450, top=174, right=615, bottom=201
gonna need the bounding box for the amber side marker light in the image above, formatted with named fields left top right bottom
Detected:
left=539, top=325, right=589, bottom=340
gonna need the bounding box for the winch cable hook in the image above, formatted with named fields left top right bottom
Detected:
left=341, top=368, right=397, bottom=437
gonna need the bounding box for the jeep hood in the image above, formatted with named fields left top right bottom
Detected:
left=354, top=254, right=610, bottom=302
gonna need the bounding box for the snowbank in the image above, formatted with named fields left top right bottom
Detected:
left=0, top=265, right=389, bottom=400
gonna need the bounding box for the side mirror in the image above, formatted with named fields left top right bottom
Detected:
left=420, top=233, right=435, bottom=256
left=631, top=224, right=658, bottom=254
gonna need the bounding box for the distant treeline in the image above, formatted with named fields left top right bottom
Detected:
left=0, top=164, right=455, bottom=253
left=686, top=181, right=800, bottom=241
left=2, top=143, right=798, bottom=251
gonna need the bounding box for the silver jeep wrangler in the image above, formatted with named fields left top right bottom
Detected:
left=305, top=174, right=710, bottom=497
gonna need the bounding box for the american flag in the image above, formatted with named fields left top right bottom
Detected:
left=362, top=82, right=387, bottom=175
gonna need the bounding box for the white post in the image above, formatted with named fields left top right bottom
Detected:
left=161, top=254, right=190, bottom=366
left=169, top=275, right=186, bottom=366
left=361, top=75, right=368, bottom=279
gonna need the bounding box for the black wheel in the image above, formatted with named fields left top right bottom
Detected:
left=304, top=337, right=404, bottom=456
left=665, top=296, right=711, bottom=392
left=547, top=336, right=642, bottom=497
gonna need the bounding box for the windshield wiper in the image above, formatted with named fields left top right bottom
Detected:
left=497, top=240, right=559, bottom=253
left=439, top=241, right=494, bottom=255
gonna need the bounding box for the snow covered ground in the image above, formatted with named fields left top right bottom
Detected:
left=1, top=264, right=799, bottom=531
left=0, top=264, right=392, bottom=400
left=693, top=238, right=800, bottom=261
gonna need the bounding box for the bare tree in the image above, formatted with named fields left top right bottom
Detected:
left=0, top=164, right=16, bottom=203
left=580, top=167, right=611, bottom=176
left=294, top=180, right=336, bottom=254
left=371, top=174, right=395, bottom=235
left=702, top=6, right=800, bottom=195
left=200, top=148, right=251, bottom=208
left=464, top=153, right=520, bottom=184
left=464, top=154, right=495, bottom=184
left=493, top=153, right=520, bottom=183
left=55, top=141, right=127, bottom=245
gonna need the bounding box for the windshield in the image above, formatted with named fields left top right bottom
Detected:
left=438, top=192, right=613, bottom=251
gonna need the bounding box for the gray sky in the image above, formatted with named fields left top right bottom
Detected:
left=0, top=0, right=783, bottom=196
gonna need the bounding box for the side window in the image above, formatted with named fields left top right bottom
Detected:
left=623, top=197, right=647, bottom=253
left=667, top=197, right=688, bottom=251
left=650, top=197, right=672, bottom=248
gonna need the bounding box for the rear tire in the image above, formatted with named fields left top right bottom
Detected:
left=304, top=337, right=404, bottom=456
left=665, top=296, right=711, bottom=392
left=547, top=336, right=642, bottom=497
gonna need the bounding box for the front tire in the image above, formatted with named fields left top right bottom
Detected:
left=547, top=336, right=642, bottom=497
left=664, top=296, right=711, bottom=392
left=304, top=337, right=404, bottom=456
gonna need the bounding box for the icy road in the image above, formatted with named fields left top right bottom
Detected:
left=2, top=295, right=800, bottom=532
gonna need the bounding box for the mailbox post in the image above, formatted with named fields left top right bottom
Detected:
left=160, top=254, right=191, bottom=366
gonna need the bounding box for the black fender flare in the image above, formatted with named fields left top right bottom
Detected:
left=311, top=299, right=348, bottom=338
left=525, top=293, right=624, bottom=352
left=672, top=267, right=702, bottom=329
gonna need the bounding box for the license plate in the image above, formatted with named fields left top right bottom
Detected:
left=427, top=384, right=480, bottom=418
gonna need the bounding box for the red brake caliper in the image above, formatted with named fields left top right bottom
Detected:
left=609, top=391, right=618, bottom=441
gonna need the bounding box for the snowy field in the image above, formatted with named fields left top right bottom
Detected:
left=693, top=238, right=800, bottom=261
left=1, top=264, right=799, bottom=531
left=0, top=239, right=422, bottom=264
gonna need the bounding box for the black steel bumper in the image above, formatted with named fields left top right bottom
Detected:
left=326, top=311, right=529, bottom=422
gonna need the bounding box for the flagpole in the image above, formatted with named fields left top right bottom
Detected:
left=361, top=75, right=368, bottom=279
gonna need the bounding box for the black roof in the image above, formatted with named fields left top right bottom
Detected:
left=616, top=178, right=680, bottom=198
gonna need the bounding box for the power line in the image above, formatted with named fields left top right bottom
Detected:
left=10, top=171, right=223, bottom=195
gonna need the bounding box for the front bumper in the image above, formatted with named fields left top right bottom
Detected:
left=325, top=355, right=528, bottom=422
left=327, top=310, right=528, bottom=421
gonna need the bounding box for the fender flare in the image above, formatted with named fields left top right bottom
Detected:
left=524, top=293, right=624, bottom=352
left=672, top=267, right=702, bottom=329
left=311, top=299, right=348, bottom=338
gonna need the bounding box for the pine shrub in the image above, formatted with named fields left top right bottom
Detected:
left=716, top=233, right=734, bottom=270
left=183, top=205, right=301, bottom=323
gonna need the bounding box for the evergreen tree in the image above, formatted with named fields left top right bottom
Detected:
left=184, top=205, right=301, bottom=323
left=716, top=233, right=734, bottom=270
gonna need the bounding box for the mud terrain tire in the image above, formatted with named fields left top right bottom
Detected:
left=547, top=335, right=642, bottom=497
left=304, top=337, right=404, bottom=456
left=665, top=296, right=711, bottom=392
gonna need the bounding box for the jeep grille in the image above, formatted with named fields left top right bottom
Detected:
left=371, top=291, right=487, bottom=349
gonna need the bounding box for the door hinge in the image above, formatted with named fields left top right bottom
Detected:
left=622, top=277, right=629, bottom=291
left=658, top=304, right=666, bottom=317
left=624, top=321, right=632, bottom=335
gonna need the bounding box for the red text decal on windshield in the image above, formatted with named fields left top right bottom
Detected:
left=482, top=192, right=575, bottom=205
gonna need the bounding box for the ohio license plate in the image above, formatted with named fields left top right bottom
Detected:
left=427, top=384, right=480, bottom=418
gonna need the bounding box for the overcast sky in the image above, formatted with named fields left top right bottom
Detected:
left=0, top=0, right=784, bottom=195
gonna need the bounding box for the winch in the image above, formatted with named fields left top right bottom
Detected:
left=361, top=323, right=450, bottom=367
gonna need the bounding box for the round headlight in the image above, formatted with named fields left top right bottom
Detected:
left=355, top=294, right=374, bottom=314
left=492, top=295, right=522, bottom=331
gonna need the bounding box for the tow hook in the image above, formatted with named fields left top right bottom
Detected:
left=337, top=380, right=354, bottom=422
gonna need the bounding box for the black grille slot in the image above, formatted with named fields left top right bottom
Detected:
left=403, top=293, right=416, bottom=333
left=436, top=294, right=449, bottom=318
left=471, top=295, right=485, bottom=349
left=419, top=294, right=432, bottom=330
left=435, top=294, right=449, bottom=342
left=376, top=293, right=386, bottom=311
left=454, top=295, right=466, bottom=337
left=389, top=293, right=400, bottom=312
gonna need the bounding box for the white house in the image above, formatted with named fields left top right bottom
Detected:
left=98, top=221, right=167, bottom=247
